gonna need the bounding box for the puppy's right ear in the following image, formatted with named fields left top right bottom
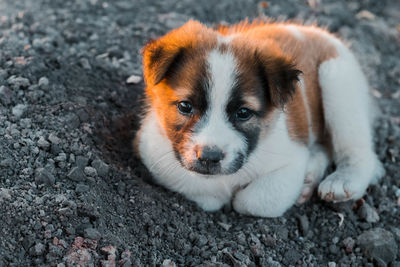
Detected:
left=142, top=39, right=186, bottom=86
left=142, top=20, right=216, bottom=87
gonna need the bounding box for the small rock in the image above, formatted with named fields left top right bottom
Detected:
left=126, top=74, right=142, bottom=84
left=217, top=222, right=232, bottom=231
left=48, top=133, right=61, bottom=145
left=357, top=228, right=398, bottom=264
left=75, top=183, right=89, bottom=193
left=30, top=242, right=46, bottom=256
left=0, top=86, right=13, bottom=105
left=67, top=167, right=86, bottom=182
left=35, top=167, right=55, bottom=185
left=55, top=153, right=67, bottom=162
left=0, top=188, right=11, bottom=200
left=7, top=76, right=30, bottom=89
left=297, top=214, right=309, bottom=235
left=19, top=118, right=31, bottom=128
left=79, top=58, right=91, bottom=70
left=263, top=257, right=281, bottom=267
left=100, top=245, right=116, bottom=266
left=91, top=159, right=109, bottom=177
left=12, top=104, right=27, bottom=118
left=283, top=249, right=302, bottom=265
left=195, top=235, right=208, bottom=247
left=38, top=77, right=49, bottom=90
left=76, top=156, right=89, bottom=169
left=84, top=228, right=101, bottom=240
left=84, top=166, right=97, bottom=177
left=162, top=259, right=176, bottom=267
left=358, top=203, right=380, bottom=223
left=328, top=262, right=336, bottom=267
left=343, top=237, right=355, bottom=253
left=37, top=136, right=50, bottom=150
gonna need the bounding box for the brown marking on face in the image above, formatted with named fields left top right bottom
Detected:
left=217, top=22, right=338, bottom=144
left=142, top=21, right=221, bottom=158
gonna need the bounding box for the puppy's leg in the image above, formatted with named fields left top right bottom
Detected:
left=297, top=145, right=331, bottom=204
left=233, top=149, right=308, bottom=217
left=317, top=44, right=385, bottom=202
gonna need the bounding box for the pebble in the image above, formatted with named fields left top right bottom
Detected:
left=76, top=156, right=89, bottom=169
left=7, top=76, right=30, bottom=89
left=195, top=235, right=208, bottom=247
left=126, top=74, right=142, bottom=84
left=75, top=183, right=89, bottom=193
left=357, top=228, right=398, bottom=264
left=30, top=242, right=46, bottom=256
left=67, top=167, right=86, bottom=181
left=12, top=104, right=27, bottom=118
left=343, top=237, right=355, bottom=253
left=395, top=188, right=400, bottom=198
left=91, top=159, right=109, bottom=177
left=37, top=136, right=51, bottom=150
left=48, top=133, right=61, bottom=145
left=55, top=153, right=67, bottom=162
left=0, top=188, right=11, bottom=200
left=297, top=214, right=309, bottom=236
left=35, top=167, right=56, bottom=185
left=162, top=259, right=176, bottom=267
left=84, top=166, right=97, bottom=177
left=79, top=58, right=91, bottom=70
left=84, top=228, right=101, bottom=240
left=38, top=77, right=49, bottom=90
left=0, top=85, right=13, bottom=105
left=358, top=202, right=380, bottom=223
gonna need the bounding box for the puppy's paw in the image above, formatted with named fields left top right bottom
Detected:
left=318, top=169, right=367, bottom=202
left=296, top=174, right=319, bottom=204
left=232, top=188, right=285, bottom=218
left=191, top=195, right=227, bottom=212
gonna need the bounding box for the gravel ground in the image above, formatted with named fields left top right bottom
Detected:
left=0, top=0, right=399, bottom=266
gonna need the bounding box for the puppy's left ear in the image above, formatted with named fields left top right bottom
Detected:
left=255, top=51, right=302, bottom=107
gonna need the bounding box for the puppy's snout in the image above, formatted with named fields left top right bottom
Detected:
left=196, top=146, right=224, bottom=165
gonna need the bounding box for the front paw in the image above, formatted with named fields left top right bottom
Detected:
left=191, top=195, right=227, bottom=212
left=318, top=169, right=367, bottom=202
left=232, top=188, right=285, bottom=218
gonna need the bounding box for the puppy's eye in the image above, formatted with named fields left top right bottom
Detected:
left=177, top=101, right=193, bottom=115
left=235, top=108, right=253, bottom=121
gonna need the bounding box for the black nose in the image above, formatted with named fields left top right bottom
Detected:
left=196, top=146, right=224, bottom=165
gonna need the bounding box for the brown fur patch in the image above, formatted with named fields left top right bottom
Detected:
left=218, top=22, right=338, bottom=144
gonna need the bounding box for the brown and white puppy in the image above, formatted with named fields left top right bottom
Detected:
left=135, top=20, right=384, bottom=217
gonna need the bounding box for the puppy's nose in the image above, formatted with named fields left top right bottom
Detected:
left=196, top=146, right=224, bottom=165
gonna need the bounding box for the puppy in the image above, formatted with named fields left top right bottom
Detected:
left=134, top=20, right=384, bottom=217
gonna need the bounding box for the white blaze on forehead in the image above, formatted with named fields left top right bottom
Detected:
left=208, top=49, right=237, bottom=112
left=191, top=48, right=247, bottom=169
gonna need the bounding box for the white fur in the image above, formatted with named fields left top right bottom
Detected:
left=317, top=35, right=384, bottom=202
left=138, top=110, right=309, bottom=216
left=186, top=50, right=247, bottom=171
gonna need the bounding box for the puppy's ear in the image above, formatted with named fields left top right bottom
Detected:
left=142, top=39, right=187, bottom=86
left=142, top=20, right=215, bottom=86
left=254, top=50, right=302, bottom=107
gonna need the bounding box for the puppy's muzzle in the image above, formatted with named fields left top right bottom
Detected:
left=193, top=145, right=225, bottom=174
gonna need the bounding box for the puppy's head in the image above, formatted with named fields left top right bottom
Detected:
left=142, top=21, right=301, bottom=175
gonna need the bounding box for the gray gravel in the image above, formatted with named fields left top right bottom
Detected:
left=0, top=0, right=399, bottom=266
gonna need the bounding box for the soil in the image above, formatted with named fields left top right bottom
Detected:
left=0, top=0, right=399, bottom=266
